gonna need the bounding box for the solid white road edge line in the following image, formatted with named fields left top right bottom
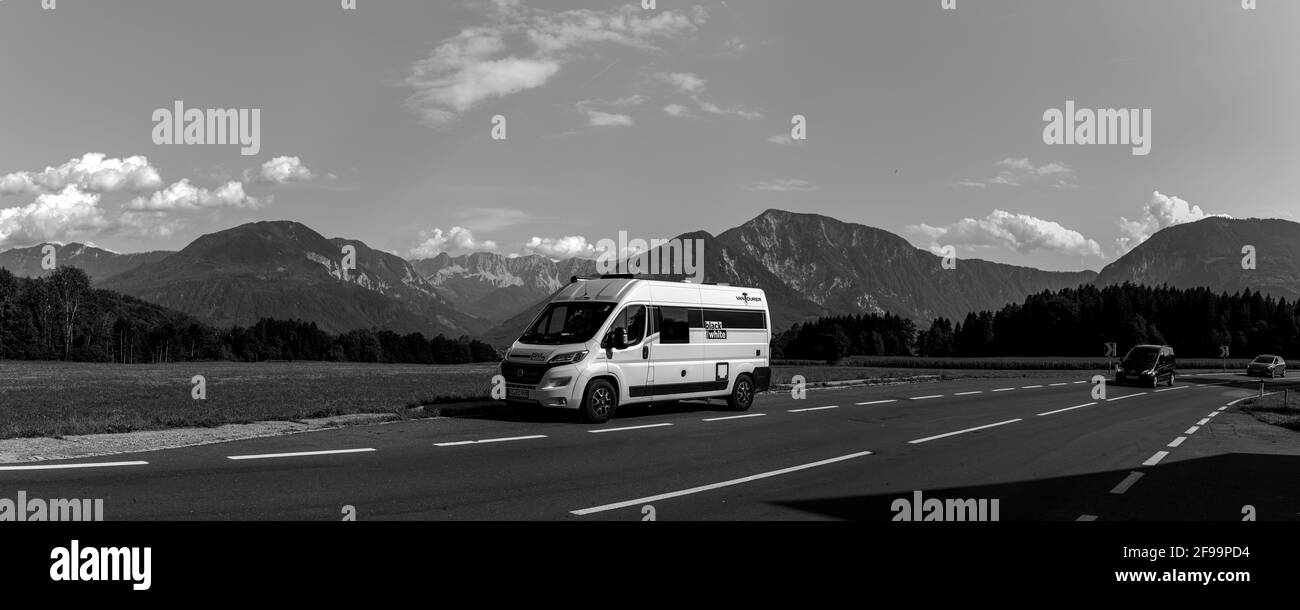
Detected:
left=435, top=435, right=548, bottom=447
left=908, top=419, right=1022, bottom=444
left=0, top=460, right=149, bottom=471
left=227, top=448, right=375, bottom=460
left=570, top=450, right=875, bottom=515
left=588, top=423, right=673, bottom=434
left=1037, top=402, right=1097, bottom=416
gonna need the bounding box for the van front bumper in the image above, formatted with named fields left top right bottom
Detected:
left=501, top=362, right=580, bottom=409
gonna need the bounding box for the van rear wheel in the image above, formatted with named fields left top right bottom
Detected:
left=728, top=374, right=755, bottom=411
left=580, top=380, right=617, bottom=424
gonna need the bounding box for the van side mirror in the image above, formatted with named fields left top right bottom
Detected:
left=612, top=327, right=628, bottom=350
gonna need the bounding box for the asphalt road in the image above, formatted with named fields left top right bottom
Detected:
left=2, top=370, right=1297, bottom=521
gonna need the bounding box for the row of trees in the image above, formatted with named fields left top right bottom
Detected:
left=0, top=267, right=499, bottom=364
left=777, top=283, right=1300, bottom=360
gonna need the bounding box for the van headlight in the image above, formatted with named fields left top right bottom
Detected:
left=548, top=350, right=589, bottom=364
left=540, top=377, right=573, bottom=390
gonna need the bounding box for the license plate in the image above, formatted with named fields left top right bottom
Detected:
left=507, top=387, right=529, bottom=399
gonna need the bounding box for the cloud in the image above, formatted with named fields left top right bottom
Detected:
left=585, top=110, right=634, bottom=126
left=744, top=179, right=818, bottom=192
left=910, top=209, right=1104, bottom=258
left=663, top=104, right=692, bottom=117
left=960, top=157, right=1078, bottom=189
left=575, top=99, right=635, bottom=127
left=0, top=186, right=111, bottom=249
left=655, top=71, right=762, bottom=121
left=1116, top=191, right=1223, bottom=253
left=659, top=72, right=707, bottom=94
left=409, top=226, right=499, bottom=258
left=722, top=36, right=747, bottom=55
left=246, top=156, right=314, bottom=184
left=522, top=235, right=600, bottom=259
left=0, top=153, right=163, bottom=196
left=766, top=134, right=803, bottom=146
left=124, top=179, right=262, bottom=212
left=403, top=4, right=708, bottom=127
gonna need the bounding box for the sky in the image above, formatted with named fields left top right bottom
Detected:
left=0, top=0, right=1297, bottom=271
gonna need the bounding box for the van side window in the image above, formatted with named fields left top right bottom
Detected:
left=610, top=305, right=646, bottom=346
left=660, top=307, right=691, bottom=344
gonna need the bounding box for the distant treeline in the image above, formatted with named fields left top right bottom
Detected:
left=0, top=267, right=498, bottom=364
left=775, top=283, right=1300, bottom=361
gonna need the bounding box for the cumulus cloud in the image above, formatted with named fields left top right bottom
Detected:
left=409, top=226, right=500, bottom=258
left=0, top=186, right=111, bottom=249
left=744, top=179, right=818, bottom=192
left=124, top=179, right=261, bottom=212
left=404, top=4, right=708, bottom=127
left=960, top=157, right=1078, bottom=189
left=0, top=153, right=163, bottom=196
left=659, top=72, right=706, bottom=94
left=585, top=110, right=634, bottom=126
left=910, top=209, right=1104, bottom=258
left=766, top=134, right=803, bottom=146
left=246, top=156, right=314, bottom=184
left=522, top=235, right=600, bottom=259
left=1116, top=191, right=1222, bottom=253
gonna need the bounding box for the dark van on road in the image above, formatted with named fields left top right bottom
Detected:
left=1115, top=345, right=1176, bottom=388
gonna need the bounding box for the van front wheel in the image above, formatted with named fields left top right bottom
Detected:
left=580, top=379, right=618, bottom=424
left=728, top=374, right=755, bottom=411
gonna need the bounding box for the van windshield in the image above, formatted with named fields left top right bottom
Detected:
left=520, top=302, right=616, bottom=345
left=1122, top=347, right=1160, bottom=365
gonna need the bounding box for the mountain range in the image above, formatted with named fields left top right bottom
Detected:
left=3, top=210, right=1297, bottom=345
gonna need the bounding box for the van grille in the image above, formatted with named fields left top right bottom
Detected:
left=501, top=362, right=561, bottom=385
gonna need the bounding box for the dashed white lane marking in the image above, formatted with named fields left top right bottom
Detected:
left=1207, top=412, right=1219, bottom=418
left=907, top=419, right=1022, bottom=444
left=1168, top=436, right=1187, bottom=448
left=1077, top=514, right=1099, bottom=521
left=992, top=388, right=1016, bottom=392
left=1049, top=383, right=1069, bottom=387
left=1217, top=406, right=1228, bottom=411
left=0, top=460, right=149, bottom=471
left=1021, top=385, right=1043, bottom=389
left=789, top=405, right=840, bottom=413
left=589, top=423, right=674, bottom=434
left=855, top=399, right=897, bottom=406
left=1073, top=380, right=1088, bottom=384
left=954, top=391, right=983, bottom=396
left=570, top=450, right=875, bottom=516
left=1110, top=471, right=1145, bottom=495
left=1153, top=386, right=1189, bottom=393
left=702, top=413, right=766, bottom=422
left=1196, top=418, right=1210, bottom=426
left=1142, top=451, right=1170, bottom=466
left=1037, top=402, right=1097, bottom=416
left=1185, top=426, right=1200, bottom=434
left=227, top=448, right=375, bottom=461
left=1107, top=392, right=1147, bottom=402
left=909, top=395, right=944, bottom=401
left=435, top=435, right=548, bottom=447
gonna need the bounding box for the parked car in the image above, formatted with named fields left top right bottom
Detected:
left=1246, top=354, right=1287, bottom=378
left=1115, top=344, right=1176, bottom=388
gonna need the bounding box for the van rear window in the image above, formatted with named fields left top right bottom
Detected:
left=703, top=309, right=766, bottom=329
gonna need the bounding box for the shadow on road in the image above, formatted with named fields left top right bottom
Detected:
left=774, top=452, right=1300, bottom=521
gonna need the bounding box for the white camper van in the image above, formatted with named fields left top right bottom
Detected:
left=501, top=276, right=773, bottom=423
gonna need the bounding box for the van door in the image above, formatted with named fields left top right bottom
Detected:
left=603, top=304, right=651, bottom=401
left=646, top=305, right=705, bottom=398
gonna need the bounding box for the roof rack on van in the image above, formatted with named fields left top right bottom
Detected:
left=568, top=273, right=637, bottom=284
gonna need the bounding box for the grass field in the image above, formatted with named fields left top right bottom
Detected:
left=1238, top=391, right=1300, bottom=432
left=0, top=361, right=498, bottom=439
left=0, top=358, right=1259, bottom=440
